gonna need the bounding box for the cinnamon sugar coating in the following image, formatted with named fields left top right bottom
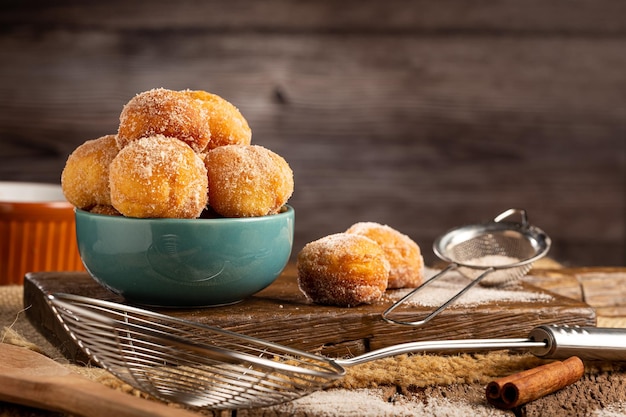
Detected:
left=109, top=135, right=208, bottom=218
left=184, top=90, right=251, bottom=150
left=61, top=134, right=119, bottom=210
left=297, top=233, right=390, bottom=307
left=117, top=88, right=211, bottom=152
left=64, top=88, right=293, bottom=221
left=89, top=205, right=122, bottom=216
left=204, top=144, right=293, bottom=217
left=346, top=222, right=424, bottom=289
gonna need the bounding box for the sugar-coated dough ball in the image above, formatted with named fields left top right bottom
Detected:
left=117, top=88, right=211, bottom=153
left=204, top=144, right=294, bottom=217
left=297, top=233, right=390, bottom=307
left=109, top=135, right=208, bottom=218
left=89, top=205, right=122, bottom=216
left=184, top=90, right=252, bottom=150
left=61, top=134, right=119, bottom=209
left=346, top=222, right=424, bottom=289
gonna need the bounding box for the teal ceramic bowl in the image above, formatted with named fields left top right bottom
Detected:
left=75, top=206, right=294, bottom=307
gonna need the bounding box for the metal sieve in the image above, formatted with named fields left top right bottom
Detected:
left=382, top=208, right=551, bottom=326
left=47, top=293, right=626, bottom=410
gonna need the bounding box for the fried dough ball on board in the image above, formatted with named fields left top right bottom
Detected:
left=109, top=135, right=208, bottom=219
left=346, top=222, right=424, bottom=289
left=297, top=233, right=390, bottom=307
left=117, top=88, right=211, bottom=152
left=204, top=145, right=293, bottom=217
left=61, top=134, right=118, bottom=209
left=185, top=90, right=252, bottom=150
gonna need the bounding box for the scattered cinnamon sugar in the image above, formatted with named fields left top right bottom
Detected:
left=254, top=388, right=511, bottom=417
left=593, top=402, right=626, bottom=417
left=458, top=255, right=528, bottom=286
left=386, top=267, right=553, bottom=307
left=462, top=255, right=521, bottom=268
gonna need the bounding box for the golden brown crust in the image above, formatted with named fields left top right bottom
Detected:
left=117, top=88, right=211, bottom=153
left=184, top=90, right=252, bottom=150
left=346, top=222, right=424, bottom=289
left=89, top=205, right=122, bottom=216
left=109, top=135, right=208, bottom=218
left=65, top=88, right=293, bottom=221
left=61, top=134, right=119, bottom=209
left=204, top=144, right=294, bottom=217
left=297, top=233, right=390, bottom=307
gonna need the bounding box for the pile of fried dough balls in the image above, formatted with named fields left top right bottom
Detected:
left=61, top=88, right=293, bottom=219
left=297, top=222, right=425, bottom=307
left=62, top=88, right=420, bottom=308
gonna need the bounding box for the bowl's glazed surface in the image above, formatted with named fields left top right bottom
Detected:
left=75, top=206, right=294, bottom=306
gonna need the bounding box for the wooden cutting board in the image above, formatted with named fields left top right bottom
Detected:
left=24, top=264, right=596, bottom=364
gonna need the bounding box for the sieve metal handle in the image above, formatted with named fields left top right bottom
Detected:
left=383, top=208, right=543, bottom=326
left=381, top=263, right=496, bottom=326
left=493, top=208, right=529, bottom=228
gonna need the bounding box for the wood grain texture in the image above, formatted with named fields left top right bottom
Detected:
left=519, top=268, right=626, bottom=318
left=0, top=344, right=202, bottom=417
left=24, top=265, right=596, bottom=364
left=0, top=1, right=624, bottom=266
left=2, top=0, right=626, bottom=33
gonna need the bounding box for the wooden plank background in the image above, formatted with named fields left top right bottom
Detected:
left=0, top=0, right=624, bottom=267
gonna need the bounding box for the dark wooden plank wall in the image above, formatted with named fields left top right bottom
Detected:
left=1, top=0, right=624, bottom=267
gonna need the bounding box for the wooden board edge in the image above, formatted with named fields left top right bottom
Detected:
left=23, top=272, right=93, bottom=364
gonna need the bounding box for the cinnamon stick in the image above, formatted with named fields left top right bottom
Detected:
left=486, top=362, right=554, bottom=400
left=486, top=356, right=584, bottom=409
